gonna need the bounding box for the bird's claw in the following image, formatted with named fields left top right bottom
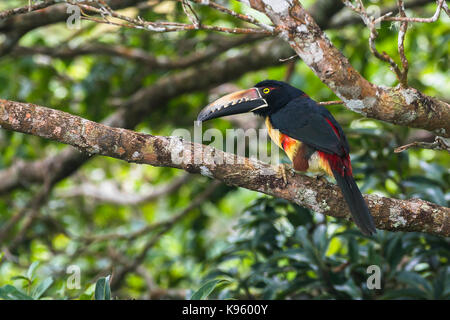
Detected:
left=275, top=163, right=295, bottom=186
left=311, top=172, right=328, bottom=183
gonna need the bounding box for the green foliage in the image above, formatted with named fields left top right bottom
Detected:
left=0, top=264, right=113, bottom=300
left=190, top=279, right=228, bottom=300
left=94, top=276, right=112, bottom=300
left=197, top=198, right=449, bottom=300
left=0, top=262, right=53, bottom=300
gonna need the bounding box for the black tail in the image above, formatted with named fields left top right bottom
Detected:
left=332, top=170, right=376, bottom=236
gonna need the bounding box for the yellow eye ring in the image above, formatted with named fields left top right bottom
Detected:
left=263, top=88, right=270, bottom=94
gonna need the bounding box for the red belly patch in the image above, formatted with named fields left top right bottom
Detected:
left=281, top=134, right=297, bottom=153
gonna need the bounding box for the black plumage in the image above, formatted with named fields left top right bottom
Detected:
left=269, top=97, right=349, bottom=157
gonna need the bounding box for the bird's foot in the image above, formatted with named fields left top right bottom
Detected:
left=310, top=172, right=328, bottom=184
left=275, top=163, right=295, bottom=186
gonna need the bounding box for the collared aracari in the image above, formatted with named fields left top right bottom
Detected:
left=197, top=80, right=376, bottom=236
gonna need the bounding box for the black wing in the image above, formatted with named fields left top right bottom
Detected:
left=269, top=97, right=349, bottom=156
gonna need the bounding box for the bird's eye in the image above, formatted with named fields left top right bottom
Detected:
left=263, top=88, right=270, bottom=94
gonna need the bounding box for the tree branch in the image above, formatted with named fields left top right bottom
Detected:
left=329, top=0, right=435, bottom=29
left=0, top=39, right=291, bottom=195
left=0, top=0, right=60, bottom=19
left=0, top=99, right=448, bottom=236
left=74, top=2, right=274, bottom=35
left=189, top=0, right=274, bottom=32
left=383, top=0, right=445, bottom=23
left=59, top=173, right=191, bottom=205
left=394, top=135, right=450, bottom=153
left=342, top=0, right=408, bottom=86
left=0, top=1, right=148, bottom=56
left=11, top=35, right=264, bottom=70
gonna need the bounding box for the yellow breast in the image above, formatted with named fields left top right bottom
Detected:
left=265, top=117, right=301, bottom=162
left=265, top=117, right=282, bottom=149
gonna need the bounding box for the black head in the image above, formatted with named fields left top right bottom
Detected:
left=253, top=80, right=305, bottom=116
left=197, top=80, right=305, bottom=122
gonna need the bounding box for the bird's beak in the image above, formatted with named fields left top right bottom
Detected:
left=197, top=88, right=268, bottom=122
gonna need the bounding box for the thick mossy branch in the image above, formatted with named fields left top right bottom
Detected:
left=242, top=0, right=450, bottom=137
left=0, top=99, right=448, bottom=236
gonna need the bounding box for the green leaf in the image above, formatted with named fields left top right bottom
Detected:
left=334, top=278, right=362, bottom=299
left=190, top=279, right=226, bottom=300
left=26, top=261, right=40, bottom=281
left=11, top=275, right=32, bottom=282
left=348, top=237, right=359, bottom=262
left=0, top=285, right=33, bottom=300
left=396, top=271, right=432, bottom=294
left=312, top=225, right=328, bottom=257
left=94, top=276, right=111, bottom=300
left=432, top=268, right=447, bottom=299
left=385, top=235, right=403, bottom=268
left=380, top=288, right=428, bottom=300
left=31, top=277, right=54, bottom=300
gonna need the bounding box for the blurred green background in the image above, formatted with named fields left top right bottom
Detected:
left=0, top=0, right=448, bottom=299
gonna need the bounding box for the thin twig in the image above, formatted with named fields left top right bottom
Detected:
left=0, top=0, right=59, bottom=19
left=75, top=2, right=273, bottom=35
left=341, top=0, right=444, bottom=87
left=383, top=0, right=445, bottom=23
left=182, top=0, right=201, bottom=28
left=331, top=0, right=431, bottom=28
left=279, top=55, right=298, bottom=62
left=342, top=1, right=404, bottom=82
left=189, top=0, right=275, bottom=33
left=397, top=0, right=409, bottom=87
left=443, top=0, right=450, bottom=16
left=394, top=136, right=450, bottom=153
left=284, top=60, right=296, bottom=82
left=318, top=100, right=344, bottom=106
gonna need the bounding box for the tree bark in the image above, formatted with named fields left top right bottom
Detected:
left=1, top=99, right=448, bottom=236
left=241, top=0, right=450, bottom=137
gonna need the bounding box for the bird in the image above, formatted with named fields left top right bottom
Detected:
left=197, top=80, right=376, bottom=236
